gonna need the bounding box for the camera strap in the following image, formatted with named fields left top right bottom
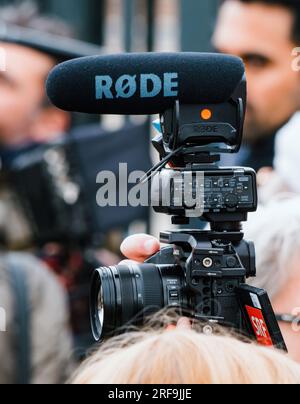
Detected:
left=6, top=256, right=31, bottom=385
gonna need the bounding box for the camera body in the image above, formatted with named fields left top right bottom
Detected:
left=146, top=230, right=255, bottom=329
left=91, top=230, right=254, bottom=338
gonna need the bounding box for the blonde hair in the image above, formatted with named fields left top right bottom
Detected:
left=72, top=318, right=300, bottom=385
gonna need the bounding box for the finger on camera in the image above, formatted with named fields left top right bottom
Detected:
left=120, top=234, right=160, bottom=262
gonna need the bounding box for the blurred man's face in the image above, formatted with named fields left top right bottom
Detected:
left=213, top=1, right=300, bottom=143
left=0, top=43, right=57, bottom=146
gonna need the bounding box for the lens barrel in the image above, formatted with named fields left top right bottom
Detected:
left=90, top=264, right=165, bottom=341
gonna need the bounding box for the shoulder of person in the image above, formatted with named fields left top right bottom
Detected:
left=0, top=252, right=68, bottom=316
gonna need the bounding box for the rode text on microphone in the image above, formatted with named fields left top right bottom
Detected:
left=95, top=73, right=179, bottom=100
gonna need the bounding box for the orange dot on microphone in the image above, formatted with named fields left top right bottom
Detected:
left=201, top=109, right=212, bottom=120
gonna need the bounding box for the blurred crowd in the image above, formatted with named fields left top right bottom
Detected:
left=0, top=0, right=300, bottom=385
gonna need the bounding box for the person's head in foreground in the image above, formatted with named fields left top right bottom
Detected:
left=72, top=314, right=300, bottom=385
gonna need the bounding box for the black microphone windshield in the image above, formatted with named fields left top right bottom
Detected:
left=46, top=52, right=245, bottom=115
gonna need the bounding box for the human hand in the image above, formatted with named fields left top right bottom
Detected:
left=120, top=234, right=160, bottom=264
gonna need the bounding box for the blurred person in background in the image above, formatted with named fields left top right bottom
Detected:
left=0, top=1, right=125, bottom=384
left=212, top=2, right=300, bottom=363
left=0, top=253, right=73, bottom=384
left=244, top=197, right=300, bottom=363
left=258, top=111, right=300, bottom=203
left=0, top=1, right=72, bottom=160
left=0, top=2, right=78, bottom=384
left=213, top=0, right=300, bottom=172
left=0, top=1, right=72, bottom=248
left=72, top=314, right=300, bottom=384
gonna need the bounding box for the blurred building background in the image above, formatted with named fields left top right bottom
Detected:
left=0, top=0, right=220, bottom=52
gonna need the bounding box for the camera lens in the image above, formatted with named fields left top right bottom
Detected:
left=90, top=264, right=165, bottom=341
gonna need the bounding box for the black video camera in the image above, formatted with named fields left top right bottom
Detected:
left=89, top=55, right=286, bottom=351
